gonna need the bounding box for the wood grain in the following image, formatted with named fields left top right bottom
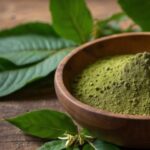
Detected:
left=0, top=0, right=120, bottom=29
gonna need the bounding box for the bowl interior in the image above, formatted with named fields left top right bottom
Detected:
left=63, top=33, right=150, bottom=95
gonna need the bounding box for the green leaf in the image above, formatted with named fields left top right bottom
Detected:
left=6, top=109, right=78, bottom=139
left=38, top=140, right=66, bottom=150
left=80, top=128, right=93, bottom=137
left=0, top=22, right=58, bottom=37
left=0, top=47, right=73, bottom=97
left=0, top=51, right=50, bottom=66
left=83, top=144, right=94, bottom=150
left=93, top=12, right=141, bottom=39
left=0, top=35, right=75, bottom=66
left=93, top=140, right=120, bottom=150
left=99, top=12, right=126, bottom=28
left=118, top=0, right=150, bottom=31
left=96, top=12, right=138, bottom=37
left=106, top=12, right=127, bottom=21
left=50, top=0, right=93, bottom=43
left=0, top=22, right=76, bottom=96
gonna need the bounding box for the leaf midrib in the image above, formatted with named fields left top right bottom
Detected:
left=68, top=13, right=86, bottom=43
left=24, top=123, right=76, bottom=137
left=1, top=47, right=74, bottom=72
left=58, top=2, right=86, bottom=43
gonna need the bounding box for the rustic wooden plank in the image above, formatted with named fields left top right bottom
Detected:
left=0, top=0, right=120, bottom=29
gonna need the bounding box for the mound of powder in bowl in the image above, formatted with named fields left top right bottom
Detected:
left=72, top=52, right=150, bottom=115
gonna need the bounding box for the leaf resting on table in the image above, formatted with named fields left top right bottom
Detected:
left=0, top=23, right=76, bottom=97
left=6, top=109, right=78, bottom=139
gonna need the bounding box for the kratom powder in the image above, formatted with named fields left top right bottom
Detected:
left=72, top=52, right=150, bottom=115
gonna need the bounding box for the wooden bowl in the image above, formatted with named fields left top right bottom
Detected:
left=55, top=33, right=150, bottom=149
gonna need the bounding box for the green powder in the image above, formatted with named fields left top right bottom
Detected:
left=72, top=52, right=150, bottom=115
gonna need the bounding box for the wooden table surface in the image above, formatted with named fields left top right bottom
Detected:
left=0, top=0, right=138, bottom=150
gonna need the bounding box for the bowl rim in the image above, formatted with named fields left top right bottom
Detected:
left=55, top=32, right=150, bottom=120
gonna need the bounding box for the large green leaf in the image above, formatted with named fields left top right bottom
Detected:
left=0, top=51, right=50, bottom=66
left=0, top=35, right=75, bottom=66
left=7, top=109, right=78, bottom=139
left=50, top=0, right=93, bottom=44
left=0, top=48, right=73, bottom=97
left=0, top=22, right=58, bottom=37
left=118, top=0, right=150, bottom=31
left=38, top=140, right=66, bottom=150
left=0, top=26, right=76, bottom=96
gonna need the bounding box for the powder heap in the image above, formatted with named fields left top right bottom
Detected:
left=72, top=52, right=150, bottom=115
